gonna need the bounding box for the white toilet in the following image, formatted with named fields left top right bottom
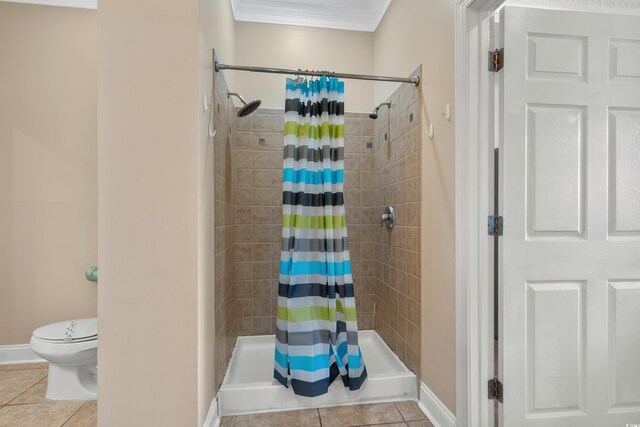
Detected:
left=29, top=318, right=97, bottom=401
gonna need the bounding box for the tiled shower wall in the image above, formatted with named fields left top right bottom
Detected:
left=343, top=114, right=377, bottom=331
left=212, top=71, right=239, bottom=389
left=229, top=109, right=377, bottom=336
left=230, top=108, right=282, bottom=336
left=373, top=78, right=422, bottom=375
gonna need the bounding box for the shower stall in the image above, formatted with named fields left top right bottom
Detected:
left=211, top=51, right=423, bottom=415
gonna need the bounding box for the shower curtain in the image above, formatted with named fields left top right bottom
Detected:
left=274, top=76, right=367, bottom=398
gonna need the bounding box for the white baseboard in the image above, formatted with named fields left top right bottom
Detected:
left=0, top=344, right=45, bottom=365
left=417, top=382, right=456, bottom=427
left=203, top=394, right=221, bottom=427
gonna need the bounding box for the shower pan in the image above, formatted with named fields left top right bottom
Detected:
left=218, top=331, right=416, bottom=415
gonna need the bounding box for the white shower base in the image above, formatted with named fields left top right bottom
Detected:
left=218, top=330, right=417, bottom=415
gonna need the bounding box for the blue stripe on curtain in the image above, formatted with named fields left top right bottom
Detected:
left=279, top=260, right=353, bottom=276
left=283, top=168, right=345, bottom=185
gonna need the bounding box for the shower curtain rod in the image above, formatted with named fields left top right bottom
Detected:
left=215, top=60, right=420, bottom=86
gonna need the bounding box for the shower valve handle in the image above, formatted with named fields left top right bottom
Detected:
left=381, top=206, right=395, bottom=229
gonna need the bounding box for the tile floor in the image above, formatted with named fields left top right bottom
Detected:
left=221, top=401, right=435, bottom=427
left=0, top=363, right=433, bottom=427
left=0, top=363, right=96, bottom=427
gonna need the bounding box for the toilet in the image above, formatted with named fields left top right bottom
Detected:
left=29, top=318, right=97, bottom=401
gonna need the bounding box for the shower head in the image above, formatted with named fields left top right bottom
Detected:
left=369, top=102, right=391, bottom=120
left=228, top=91, right=262, bottom=117
left=237, top=99, right=262, bottom=117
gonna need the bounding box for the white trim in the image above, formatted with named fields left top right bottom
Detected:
left=0, top=0, right=97, bottom=9
left=454, top=3, right=471, bottom=424
left=369, top=0, right=392, bottom=32
left=418, top=382, right=456, bottom=427
left=455, top=3, right=484, bottom=427
left=0, top=344, right=45, bottom=365
left=203, top=394, right=221, bottom=427
left=506, top=0, right=640, bottom=15
left=228, top=0, right=391, bottom=32
left=455, top=1, right=503, bottom=427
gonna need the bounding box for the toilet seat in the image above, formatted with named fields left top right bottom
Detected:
left=33, top=318, right=97, bottom=343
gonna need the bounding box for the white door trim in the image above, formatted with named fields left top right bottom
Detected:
left=455, top=2, right=504, bottom=426
left=506, top=0, right=640, bottom=16
left=455, top=1, right=640, bottom=426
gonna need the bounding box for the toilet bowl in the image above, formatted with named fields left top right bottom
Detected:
left=29, top=318, right=97, bottom=401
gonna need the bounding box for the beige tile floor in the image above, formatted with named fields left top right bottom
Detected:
left=0, top=363, right=96, bottom=427
left=1, top=363, right=433, bottom=427
left=221, top=401, right=435, bottom=427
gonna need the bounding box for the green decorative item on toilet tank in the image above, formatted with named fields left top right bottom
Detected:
left=85, top=266, right=98, bottom=283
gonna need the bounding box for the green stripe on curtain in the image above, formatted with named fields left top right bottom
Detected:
left=277, top=302, right=358, bottom=323
left=284, top=121, right=345, bottom=139
left=282, top=214, right=347, bottom=229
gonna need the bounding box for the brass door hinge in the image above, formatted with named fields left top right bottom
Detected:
left=489, top=48, right=504, bottom=72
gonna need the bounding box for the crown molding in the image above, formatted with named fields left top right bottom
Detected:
left=230, top=0, right=392, bottom=32
left=505, top=0, right=640, bottom=15
left=0, top=0, right=96, bottom=9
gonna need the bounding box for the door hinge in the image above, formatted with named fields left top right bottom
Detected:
left=488, top=378, right=503, bottom=403
left=489, top=48, right=504, bottom=72
left=488, top=215, right=503, bottom=236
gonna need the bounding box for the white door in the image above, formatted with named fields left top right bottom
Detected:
left=499, top=6, right=640, bottom=427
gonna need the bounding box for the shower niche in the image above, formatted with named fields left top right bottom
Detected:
left=212, top=56, right=423, bottom=414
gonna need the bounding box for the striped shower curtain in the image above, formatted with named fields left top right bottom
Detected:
left=274, top=76, right=367, bottom=398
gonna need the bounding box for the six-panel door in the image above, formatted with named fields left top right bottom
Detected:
left=500, top=6, right=640, bottom=427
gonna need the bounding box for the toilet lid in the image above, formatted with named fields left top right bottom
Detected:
left=33, top=318, right=97, bottom=342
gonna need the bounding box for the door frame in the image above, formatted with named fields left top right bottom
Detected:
left=455, top=1, right=504, bottom=426
left=454, top=1, right=640, bottom=426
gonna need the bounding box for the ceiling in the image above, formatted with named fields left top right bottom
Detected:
left=229, top=0, right=392, bottom=32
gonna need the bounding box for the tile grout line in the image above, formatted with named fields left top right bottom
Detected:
left=322, top=403, right=408, bottom=427
left=394, top=401, right=431, bottom=425
left=350, top=421, right=408, bottom=427
left=4, top=372, right=48, bottom=406
left=359, top=423, right=409, bottom=427
left=394, top=402, right=413, bottom=423
left=1, top=402, right=45, bottom=408
left=59, top=401, right=86, bottom=427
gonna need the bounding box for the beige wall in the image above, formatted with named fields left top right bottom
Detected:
left=0, top=3, right=97, bottom=346
left=233, top=22, right=374, bottom=112
left=98, top=0, right=200, bottom=425
left=201, top=0, right=235, bottom=90
left=374, top=0, right=457, bottom=413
